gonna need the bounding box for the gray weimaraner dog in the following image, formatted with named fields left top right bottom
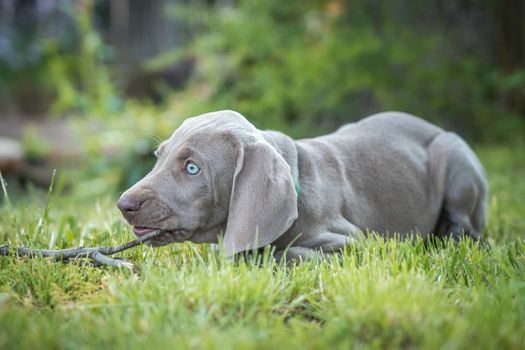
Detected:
left=118, top=110, right=487, bottom=261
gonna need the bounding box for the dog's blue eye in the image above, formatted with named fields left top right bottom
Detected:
left=185, top=161, right=200, bottom=175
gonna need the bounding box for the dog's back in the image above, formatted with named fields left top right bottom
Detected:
left=292, top=112, right=486, bottom=241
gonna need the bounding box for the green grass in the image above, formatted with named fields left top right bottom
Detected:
left=1, top=145, right=524, bottom=350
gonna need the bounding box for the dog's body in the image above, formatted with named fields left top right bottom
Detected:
left=118, top=110, right=487, bottom=260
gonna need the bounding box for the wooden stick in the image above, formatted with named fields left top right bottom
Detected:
left=0, top=230, right=164, bottom=270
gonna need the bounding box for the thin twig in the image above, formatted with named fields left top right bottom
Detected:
left=0, top=230, right=164, bottom=270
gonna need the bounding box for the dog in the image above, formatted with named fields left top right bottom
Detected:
left=118, top=110, right=488, bottom=261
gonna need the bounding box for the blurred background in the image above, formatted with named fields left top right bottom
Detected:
left=0, top=0, right=524, bottom=197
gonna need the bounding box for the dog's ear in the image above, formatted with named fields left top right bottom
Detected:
left=223, top=141, right=298, bottom=256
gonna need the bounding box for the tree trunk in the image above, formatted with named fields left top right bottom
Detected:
left=494, top=0, right=525, bottom=114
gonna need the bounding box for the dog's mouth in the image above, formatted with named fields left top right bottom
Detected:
left=133, top=226, right=157, bottom=237
left=132, top=225, right=192, bottom=241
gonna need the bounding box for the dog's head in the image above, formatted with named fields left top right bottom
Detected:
left=117, top=110, right=298, bottom=256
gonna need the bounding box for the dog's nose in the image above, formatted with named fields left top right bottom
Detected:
left=117, top=194, right=142, bottom=213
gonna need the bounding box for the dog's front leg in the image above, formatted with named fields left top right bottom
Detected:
left=273, top=246, right=317, bottom=264
left=274, top=232, right=355, bottom=264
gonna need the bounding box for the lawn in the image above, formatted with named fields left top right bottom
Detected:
left=0, top=145, right=524, bottom=350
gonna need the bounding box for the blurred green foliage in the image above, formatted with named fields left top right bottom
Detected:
left=0, top=1, right=120, bottom=116
left=161, top=0, right=525, bottom=141
left=45, top=3, right=120, bottom=116
left=2, top=0, right=524, bottom=141
left=22, top=126, right=53, bottom=163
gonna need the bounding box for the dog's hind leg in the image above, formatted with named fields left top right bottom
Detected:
left=428, top=132, right=488, bottom=241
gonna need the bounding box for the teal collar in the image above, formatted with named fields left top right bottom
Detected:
left=294, top=175, right=301, bottom=196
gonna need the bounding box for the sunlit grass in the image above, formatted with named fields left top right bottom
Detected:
left=0, top=145, right=524, bottom=349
